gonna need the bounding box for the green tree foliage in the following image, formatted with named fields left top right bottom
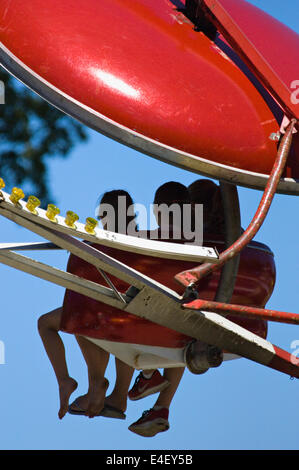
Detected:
left=0, top=69, right=88, bottom=201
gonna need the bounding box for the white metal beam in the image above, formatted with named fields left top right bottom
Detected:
left=0, top=189, right=219, bottom=263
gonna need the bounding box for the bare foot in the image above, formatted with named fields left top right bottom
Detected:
left=104, top=393, right=127, bottom=413
left=69, top=394, right=89, bottom=413
left=86, top=378, right=109, bottom=418
left=58, top=377, right=78, bottom=419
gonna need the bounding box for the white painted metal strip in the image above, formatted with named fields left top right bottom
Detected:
left=0, top=206, right=182, bottom=299
left=0, top=190, right=219, bottom=263
left=0, top=242, right=59, bottom=251
left=0, top=250, right=125, bottom=310
left=125, top=286, right=279, bottom=368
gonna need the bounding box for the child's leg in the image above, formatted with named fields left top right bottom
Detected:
left=105, top=357, right=134, bottom=412
left=37, top=307, right=77, bottom=419
left=75, top=336, right=110, bottom=418
left=154, top=367, right=185, bottom=409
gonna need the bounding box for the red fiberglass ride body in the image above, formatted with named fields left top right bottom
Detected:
left=0, top=0, right=298, bottom=193
left=60, top=236, right=274, bottom=368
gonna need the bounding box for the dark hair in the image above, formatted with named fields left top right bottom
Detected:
left=97, top=189, right=136, bottom=234
left=188, top=179, right=219, bottom=204
left=188, top=179, right=225, bottom=234
left=154, top=181, right=190, bottom=207
left=153, top=182, right=190, bottom=234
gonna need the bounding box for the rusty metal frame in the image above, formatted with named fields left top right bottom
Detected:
left=175, top=119, right=297, bottom=289
left=184, top=299, right=299, bottom=326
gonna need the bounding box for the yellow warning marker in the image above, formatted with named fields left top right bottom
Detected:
left=85, top=217, right=98, bottom=234
left=26, top=195, right=41, bottom=214
left=46, top=204, right=60, bottom=222
left=9, top=187, right=25, bottom=205
left=0, top=178, right=5, bottom=190
left=65, top=210, right=79, bottom=229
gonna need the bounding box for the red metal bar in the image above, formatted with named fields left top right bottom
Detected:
left=184, top=299, right=299, bottom=326
left=175, top=118, right=297, bottom=288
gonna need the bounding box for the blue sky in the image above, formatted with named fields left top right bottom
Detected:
left=0, top=0, right=298, bottom=450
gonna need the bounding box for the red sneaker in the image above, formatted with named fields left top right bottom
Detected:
left=128, top=407, right=170, bottom=437
left=128, top=370, right=170, bottom=401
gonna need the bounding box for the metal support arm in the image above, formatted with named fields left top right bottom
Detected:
left=175, top=118, right=297, bottom=289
